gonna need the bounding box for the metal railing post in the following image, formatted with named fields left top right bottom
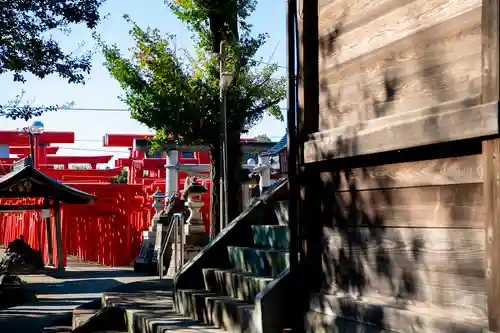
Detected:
left=174, top=217, right=179, bottom=273
left=179, top=215, right=185, bottom=269
left=157, top=213, right=185, bottom=279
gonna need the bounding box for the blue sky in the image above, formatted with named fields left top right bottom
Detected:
left=0, top=0, right=287, bottom=158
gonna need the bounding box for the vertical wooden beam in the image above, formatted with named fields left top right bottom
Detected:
left=482, top=0, right=500, bottom=331
left=54, top=201, right=65, bottom=272
left=300, top=0, right=322, bottom=331
left=482, top=0, right=500, bottom=103
left=45, top=216, right=54, bottom=267
left=484, top=141, right=500, bottom=332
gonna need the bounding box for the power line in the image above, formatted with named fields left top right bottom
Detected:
left=38, top=106, right=287, bottom=112
left=58, top=147, right=129, bottom=153
left=72, top=136, right=285, bottom=143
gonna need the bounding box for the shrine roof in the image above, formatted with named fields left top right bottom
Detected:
left=0, top=158, right=97, bottom=204
left=261, top=134, right=287, bottom=157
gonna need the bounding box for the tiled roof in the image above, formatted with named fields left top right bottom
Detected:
left=261, top=134, right=287, bottom=156
left=0, top=158, right=97, bottom=204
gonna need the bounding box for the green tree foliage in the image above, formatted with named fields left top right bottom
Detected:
left=0, top=0, right=105, bottom=119
left=101, top=0, right=286, bottom=236
left=110, top=167, right=128, bottom=184
left=254, top=134, right=272, bottom=142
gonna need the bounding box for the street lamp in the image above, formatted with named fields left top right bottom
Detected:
left=22, top=120, right=44, bottom=252
left=218, top=41, right=234, bottom=232
left=220, top=72, right=234, bottom=90
left=23, top=120, right=44, bottom=167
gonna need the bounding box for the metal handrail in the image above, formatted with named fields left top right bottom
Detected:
left=158, top=213, right=185, bottom=280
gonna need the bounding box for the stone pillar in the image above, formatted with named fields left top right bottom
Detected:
left=165, top=150, right=179, bottom=197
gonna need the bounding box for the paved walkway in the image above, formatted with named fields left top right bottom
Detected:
left=0, top=254, right=156, bottom=333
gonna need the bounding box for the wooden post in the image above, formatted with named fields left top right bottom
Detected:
left=54, top=201, right=65, bottom=271
left=483, top=141, right=500, bottom=332
left=300, top=0, right=322, bottom=331
left=482, top=0, right=500, bottom=331
left=45, top=216, right=54, bottom=267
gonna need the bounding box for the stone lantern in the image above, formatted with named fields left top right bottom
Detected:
left=151, top=188, right=166, bottom=215
left=133, top=188, right=165, bottom=273
left=166, top=177, right=209, bottom=276
left=182, top=177, right=207, bottom=235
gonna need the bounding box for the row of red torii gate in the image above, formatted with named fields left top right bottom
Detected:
left=0, top=130, right=285, bottom=270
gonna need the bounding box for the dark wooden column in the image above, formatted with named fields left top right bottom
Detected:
left=53, top=201, right=65, bottom=271
left=482, top=0, right=500, bottom=331
left=300, top=0, right=322, bottom=330
left=44, top=198, right=54, bottom=267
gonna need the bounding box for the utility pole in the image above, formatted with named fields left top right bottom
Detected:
left=219, top=40, right=230, bottom=232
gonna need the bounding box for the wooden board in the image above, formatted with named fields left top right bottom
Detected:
left=323, top=183, right=483, bottom=229
left=482, top=140, right=500, bottom=332
left=320, top=10, right=481, bottom=86
left=318, top=6, right=482, bottom=131
left=306, top=311, right=393, bottom=333
left=318, top=0, right=414, bottom=35
left=320, top=154, right=482, bottom=191
left=313, top=0, right=485, bottom=134
left=304, top=101, right=499, bottom=163
left=318, top=0, right=481, bottom=67
left=309, top=293, right=486, bottom=332
left=320, top=268, right=487, bottom=321
left=322, top=227, right=485, bottom=277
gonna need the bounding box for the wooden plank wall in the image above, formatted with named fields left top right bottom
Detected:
left=306, top=149, right=488, bottom=332
left=299, top=0, right=500, bottom=163
left=316, top=0, right=482, bottom=129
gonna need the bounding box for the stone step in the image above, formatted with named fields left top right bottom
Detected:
left=71, top=306, right=127, bottom=333
left=251, top=225, right=289, bottom=249
left=175, top=289, right=256, bottom=333
left=176, top=289, right=218, bottom=318
left=227, top=246, right=289, bottom=277
left=203, top=268, right=273, bottom=302
left=99, top=289, right=221, bottom=333
left=41, top=326, right=72, bottom=333
left=125, top=308, right=221, bottom=333
left=72, top=299, right=101, bottom=329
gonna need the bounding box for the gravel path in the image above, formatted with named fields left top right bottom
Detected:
left=0, top=252, right=156, bottom=333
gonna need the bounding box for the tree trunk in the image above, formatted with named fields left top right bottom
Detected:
left=226, top=130, right=242, bottom=221
left=209, top=131, right=242, bottom=239
left=209, top=145, right=221, bottom=239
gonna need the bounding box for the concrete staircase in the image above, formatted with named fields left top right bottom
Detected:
left=173, top=181, right=292, bottom=333
left=175, top=212, right=290, bottom=332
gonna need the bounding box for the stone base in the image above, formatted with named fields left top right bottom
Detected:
left=185, top=233, right=209, bottom=246
left=184, top=223, right=206, bottom=236
left=166, top=244, right=207, bottom=277
left=133, top=236, right=155, bottom=274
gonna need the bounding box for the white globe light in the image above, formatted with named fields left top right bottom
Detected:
left=220, top=72, right=234, bottom=90
left=247, top=158, right=256, bottom=165
left=29, top=120, right=44, bottom=134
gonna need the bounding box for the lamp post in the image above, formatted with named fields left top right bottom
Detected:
left=218, top=41, right=234, bottom=232
left=23, top=120, right=45, bottom=168
left=23, top=120, right=44, bottom=251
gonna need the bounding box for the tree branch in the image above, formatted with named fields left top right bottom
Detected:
left=245, top=99, right=283, bottom=116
